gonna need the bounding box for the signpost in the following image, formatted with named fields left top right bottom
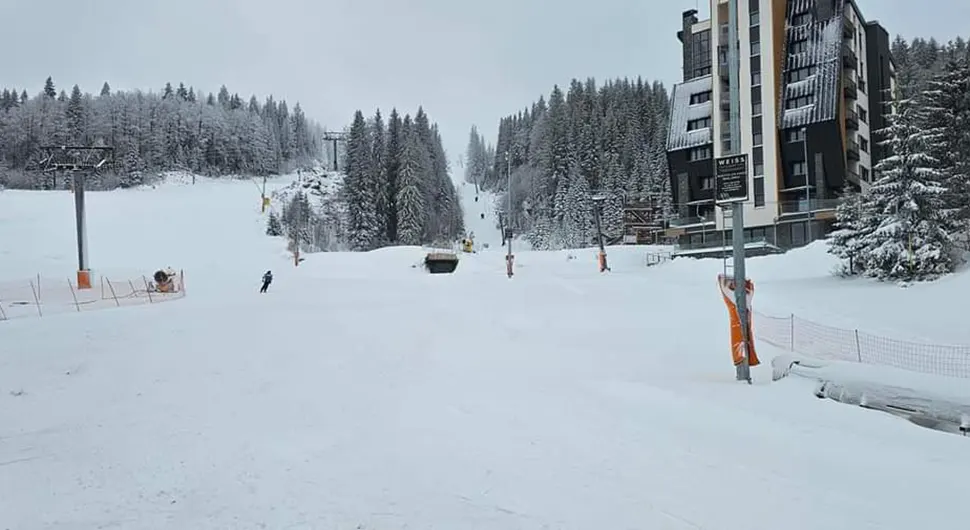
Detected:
left=716, top=154, right=753, bottom=383
left=715, top=154, right=749, bottom=203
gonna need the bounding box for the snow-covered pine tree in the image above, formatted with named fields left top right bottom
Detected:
left=370, top=109, right=388, bottom=247
left=66, top=84, right=85, bottom=144
left=343, top=110, right=381, bottom=250
left=266, top=211, right=283, bottom=236
left=600, top=152, right=626, bottom=239
left=918, top=52, right=970, bottom=245
left=863, top=95, right=960, bottom=282
left=561, top=164, right=593, bottom=248
left=396, top=116, right=428, bottom=245
left=826, top=187, right=875, bottom=275
left=385, top=109, right=403, bottom=243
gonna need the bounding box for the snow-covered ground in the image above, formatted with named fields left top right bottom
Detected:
left=457, top=180, right=504, bottom=250
left=1, top=175, right=968, bottom=529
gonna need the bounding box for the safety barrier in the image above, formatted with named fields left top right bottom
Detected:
left=0, top=271, right=186, bottom=321
left=755, top=310, right=970, bottom=379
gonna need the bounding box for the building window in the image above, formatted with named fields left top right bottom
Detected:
left=860, top=138, right=869, bottom=152
left=754, top=177, right=765, bottom=207
left=752, top=102, right=763, bottom=115
left=689, top=146, right=712, bottom=161
left=701, top=176, right=714, bottom=190
left=750, top=40, right=761, bottom=56
left=786, top=128, right=805, bottom=142
left=790, top=39, right=808, bottom=54
left=687, top=117, right=712, bottom=131
left=792, top=12, right=811, bottom=26
left=691, top=30, right=712, bottom=79
left=858, top=107, right=868, bottom=123
left=750, top=11, right=760, bottom=26
left=752, top=71, right=762, bottom=86
left=786, top=66, right=816, bottom=83
left=861, top=166, right=870, bottom=181
left=859, top=78, right=866, bottom=92
left=754, top=163, right=764, bottom=176
left=753, top=132, right=763, bottom=146
left=785, top=94, right=814, bottom=109
left=792, top=161, right=807, bottom=176
left=690, top=91, right=712, bottom=105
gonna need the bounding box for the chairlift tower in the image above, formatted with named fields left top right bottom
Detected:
left=34, top=145, right=114, bottom=289
left=321, top=131, right=349, bottom=172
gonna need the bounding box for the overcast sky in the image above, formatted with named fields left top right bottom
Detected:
left=4, top=0, right=968, bottom=170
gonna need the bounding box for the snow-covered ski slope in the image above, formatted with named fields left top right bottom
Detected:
left=1, top=176, right=969, bottom=530
left=457, top=179, right=505, bottom=250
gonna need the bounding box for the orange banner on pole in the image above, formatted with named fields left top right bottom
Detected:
left=717, top=274, right=759, bottom=367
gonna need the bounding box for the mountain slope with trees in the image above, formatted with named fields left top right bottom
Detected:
left=0, top=77, right=324, bottom=190
left=467, top=77, right=671, bottom=250
left=270, top=107, right=464, bottom=252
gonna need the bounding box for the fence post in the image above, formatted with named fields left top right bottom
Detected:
left=180, top=269, right=186, bottom=295
left=29, top=280, right=42, bottom=317
left=854, top=329, right=862, bottom=363
left=105, top=278, right=120, bottom=307
left=67, top=277, right=81, bottom=312
left=142, top=276, right=154, bottom=303
left=0, top=293, right=7, bottom=321
left=790, top=313, right=795, bottom=351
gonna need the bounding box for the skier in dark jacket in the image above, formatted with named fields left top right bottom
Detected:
left=259, top=270, right=273, bottom=293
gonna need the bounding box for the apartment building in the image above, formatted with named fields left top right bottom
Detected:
left=665, top=0, right=896, bottom=253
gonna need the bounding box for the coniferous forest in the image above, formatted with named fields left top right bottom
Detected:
left=827, top=36, right=970, bottom=282
left=0, top=77, right=323, bottom=190
left=339, top=107, right=463, bottom=250
left=466, top=77, right=672, bottom=250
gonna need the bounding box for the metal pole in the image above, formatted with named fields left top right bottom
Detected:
left=727, top=0, right=751, bottom=383
left=803, top=126, right=812, bottom=241
left=506, top=151, right=514, bottom=278
left=332, top=139, right=339, bottom=171
left=74, top=171, right=89, bottom=273
left=261, top=174, right=268, bottom=213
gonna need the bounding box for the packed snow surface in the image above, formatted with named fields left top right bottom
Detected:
left=1, top=176, right=967, bottom=529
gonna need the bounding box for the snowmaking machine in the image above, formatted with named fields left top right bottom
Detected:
left=149, top=268, right=181, bottom=293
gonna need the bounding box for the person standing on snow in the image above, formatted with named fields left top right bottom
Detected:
left=259, top=270, right=273, bottom=293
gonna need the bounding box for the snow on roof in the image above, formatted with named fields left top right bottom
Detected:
left=780, top=5, right=845, bottom=129
left=667, top=75, right=714, bottom=152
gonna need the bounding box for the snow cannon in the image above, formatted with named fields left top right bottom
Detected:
left=150, top=268, right=180, bottom=293
left=424, top=252, right=459, bottom=274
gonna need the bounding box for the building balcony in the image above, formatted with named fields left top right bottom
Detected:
left=843, top=47, right=857, bottom=70
left=779, top=198, right=841, bottom=215
left=847, top=138, right=861, bottom=160
left=669, top=211, right=716, bottom=228
left=843, top=16, right=855, bottom=39
left=846, top=167, right=860, bottom=185
left=844, top=77, right=857, bottom=99
left=846, top=107, right=859, bottom=130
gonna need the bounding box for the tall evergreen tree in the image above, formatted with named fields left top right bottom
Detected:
left=370, top=109, right=388, bottom=246
left=862, top=96, right=960, bottom=281
left=385, top=109, right=403, bottom=243
left=396, top=116, right=427, bottom=245
left=343, top=110, right=380, bottom=250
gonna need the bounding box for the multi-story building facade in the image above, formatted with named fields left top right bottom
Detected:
left=666, top=0, right=896, bottom=253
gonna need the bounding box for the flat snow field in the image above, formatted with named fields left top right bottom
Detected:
left=0, top=177, right=967, bottom=530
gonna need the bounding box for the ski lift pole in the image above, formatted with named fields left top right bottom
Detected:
left=592, top=194, right=609, bottom=272
left=505, top=151, right=513, bottom=278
